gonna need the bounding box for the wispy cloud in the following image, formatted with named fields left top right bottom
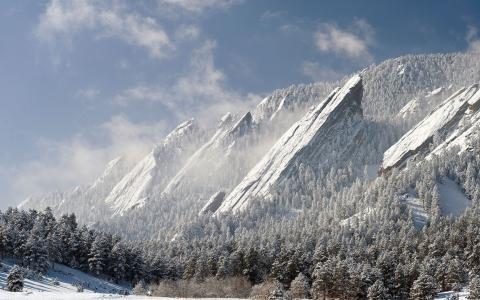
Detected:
left=314, top=19, right=375, bottom=62
left=113, top=40, right=260, bottom=124
left=9, top=115, right=167, bottom=202
left=157, top=0, right=244, bottom=15
left=260, top=10, right=286, bottom=22
left=466, top=24, right=480, bottom=53
left=36, top=0, right=173, bottom=58
left=301, top=61, right=343, bottom=82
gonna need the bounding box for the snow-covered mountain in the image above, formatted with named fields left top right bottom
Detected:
left=381, top=83, right=480, bottom=173
left=18, top=156, right=131, bottom=224
left=214, top=75, right=364, bottom=214
left=19, top=51, right=480, bottom=238
left=105, top=119, right=204, bottom=216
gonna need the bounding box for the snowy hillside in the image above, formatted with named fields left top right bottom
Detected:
left=105, top=119, right=204, bottom=216
left=216, top=75, right=363, bottom=214
left=381, top=83, right=480, bottom=172
left=0, top=261, right=128, bottom=297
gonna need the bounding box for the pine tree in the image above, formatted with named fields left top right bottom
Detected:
left=7, top=265, right=24, bottom=292
left=468, top=275, right=480, bottom=299
left=88, top=233, right=110, bottom=275
left=23, top=218, right=49, bottom=273
left=311, top=261, right=332, bottom=300
left=410, top=273, right=438, bottom=300
left=367, top=279, right=390, bottom=300
left=111, top=242, right=127, bottom=283
left=290, top=272, right=310, bottom=299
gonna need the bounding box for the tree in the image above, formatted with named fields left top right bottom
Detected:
left=111, top=242, right=127, bottom=282
left=367, top=279, right=390, bottom=300
left=290, top=272, right=310, bottom=299
left=7, top=265, right=24, bottom=292
left=311, top=261, right=332, bottom=300
left=23, top=218, right=50, bottom=273
left=88, top=233, right=110, bottom=275
left=133, top=279, right=147, bottom=295
left=268, top=280, right=291, bottom=300
left=468, top=275, right=480, bottom=299
left=410, top=273, right=437, bottom=300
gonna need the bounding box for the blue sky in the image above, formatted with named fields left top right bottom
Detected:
left=0, top=0, right=479, bottom=208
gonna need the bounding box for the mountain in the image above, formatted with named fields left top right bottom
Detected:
left=381, top=83, right=480, bottom=173
left=19, top=51, right=480, bottom=239
left=105, top=119, right=204, bottom=216
left=18, top=156, right=131, bottom=224
left=214, top=74, right=364, bottom=214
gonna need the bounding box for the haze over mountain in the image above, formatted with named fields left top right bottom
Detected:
left=3, top=1, right=480, bottom=299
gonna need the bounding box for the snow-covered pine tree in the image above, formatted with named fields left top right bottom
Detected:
left=367, top=279, right=391, bottom=300
left=23, top=217, right=49, bottom=273
left=290, top=272, right=310, bottom=299
left=88, top=233, right=110, bottom=275
left=468, top=275, right=480, bottom=299
left=7, top=265, right=24, bottom=292
left=410, top=272, right=438, bottom=300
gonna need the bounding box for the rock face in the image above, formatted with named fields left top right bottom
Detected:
left=381, top=84, right=480, bottom=173
left=215, top=75, right=364, bottom=214
left=199, top=191, right=226, bottom=215
left=105, top=119, right=203, bottom=216
left=161, top=111, right=254, bottom=197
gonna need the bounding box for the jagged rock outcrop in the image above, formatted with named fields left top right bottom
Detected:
left=381, top=84, right=480, bottom=173
left=199, top=191, right=226, bottom=215
left=105, top=119, right=204, bottom=216
left=215, top=74, right=364, bottom=214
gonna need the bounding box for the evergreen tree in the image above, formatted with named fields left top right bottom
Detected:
left=290, top=272, right=310, bottom=299
left=111, top=242, right=127, bottom=283
left=410, top=273, right=438, bottom=300
left=88, top=233, right=110, bottom=275
left=7, top=265, right=24, bottom=292
left=23, top=218, right=49, bottom=273
left=468, top=275, right=480, bottom=299
left=367, top=279, right=390, bottom=300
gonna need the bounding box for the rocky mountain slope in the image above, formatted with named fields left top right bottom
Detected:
left=381, top=83, right=480, bottom=173
left=18, top=51, right=480, bottom=237
left=215, top=75, right=364, bottom=214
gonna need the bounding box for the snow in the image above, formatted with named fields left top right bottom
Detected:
left=435, top=290, right=469, bottom=300
left=398, top=98, right=420, bottom=118
left=397, top=64, right=406, bottom=75
left=381, top=84, right=479, bottom=172
left=0, top=293, right=241, bottom=300
left=105, top=119, right=201, bottom=216
left=0, top=261, right=127, bottom=297
left=216, top=74, right=364, bottom=214
left=162, top=112, right=252, bottom=196
left=438, top=178, right=470, bottom=217
left=400, top=192, right=429, bottom=228
left=426, top=87, right=443, bottom=98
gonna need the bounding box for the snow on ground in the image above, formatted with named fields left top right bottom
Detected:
left=401, top=192, right=429, bottom=228
left=435, top=289, right=468, bottom=300
left=0, top=260, right=130, bottom=299
left=0, top=292, right=243, bottom=300
left=0, top=260, right=245, bottom=300
left=438, top=178, right=470, bottom=217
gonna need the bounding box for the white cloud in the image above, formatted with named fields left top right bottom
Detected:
left=76, top=88, right=100, bottom=99
left=36, top=0, right=173, bottom=58
left=301, top=61, right=343, bottom=82
left=113, top=40, right=260, bottom=124
left=157, top=0, right=244, bottom=14
left=260, top=10, right=286, bottom=22
left=314, top=19, right=374, bottom=62
left=466, top=25, right=480, bottom=53
left=10, top=115, right=167, bottom=201
left=174, top=25, right=200, bottom=41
